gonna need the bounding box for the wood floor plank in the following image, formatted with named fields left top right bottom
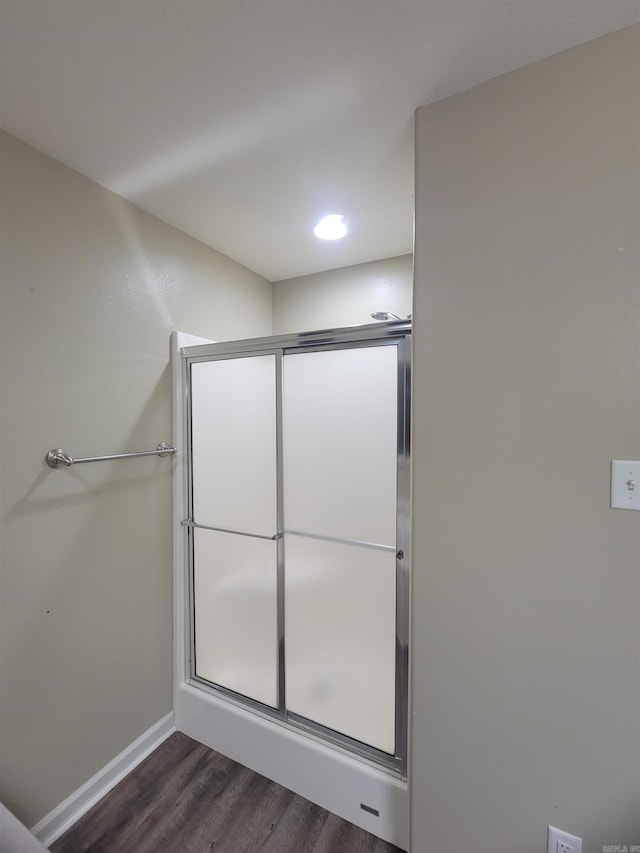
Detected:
left=51, top=734, right=213, bottom=853
left=258, top=790, right=329, bottom=853
left=311, top=810, right=393, bottom=853
left=52, top=732, right=405, bottom=853
left=127, top=752, right=255, bottom=853
left=186, top=773, right=294, bottom=853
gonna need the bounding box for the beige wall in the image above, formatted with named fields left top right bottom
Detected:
left=411, top=25, right=639, bottom=853
left=0, top=130, right=272, bottom=826
left=272, top=254, right=412, bottom=334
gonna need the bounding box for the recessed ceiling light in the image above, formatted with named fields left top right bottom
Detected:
left=313, top=214, right=348, bottom=240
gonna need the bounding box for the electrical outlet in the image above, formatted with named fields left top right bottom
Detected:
left=548, top=826, right=582, bottom=853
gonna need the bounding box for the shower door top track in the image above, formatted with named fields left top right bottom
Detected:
left=181, top=319, right=411, bottom=361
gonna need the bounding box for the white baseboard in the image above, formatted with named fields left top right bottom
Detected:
left=31, top=712, right=175, bottom=849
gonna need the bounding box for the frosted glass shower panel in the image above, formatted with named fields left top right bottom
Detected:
left=191, top=356, right=277, bottom=536
left=193, top=528, right=278, bottom=707
left=282, top=345, right=398, bottom=545
left=285, top=535, right=396, bottom=754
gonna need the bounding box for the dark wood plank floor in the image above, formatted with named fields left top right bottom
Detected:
left=51, top=732, right=406, bottom=853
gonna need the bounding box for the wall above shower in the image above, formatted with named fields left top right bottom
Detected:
left=272, top=254, right=413, bottom=335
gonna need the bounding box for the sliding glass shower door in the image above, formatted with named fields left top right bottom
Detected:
left=184, top=324, right=410, bottom=771
left=190, top=354, right=279, bottom=708
left=282, top=346, right=398, bottom=755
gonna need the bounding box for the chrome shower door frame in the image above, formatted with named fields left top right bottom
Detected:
left=181, top=320, right=411, bottom=776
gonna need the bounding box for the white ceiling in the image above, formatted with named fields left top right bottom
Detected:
left=1, top=1, right=638, bottom=281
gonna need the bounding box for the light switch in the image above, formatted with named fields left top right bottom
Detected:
left=611, top=460, right=640, bottom=510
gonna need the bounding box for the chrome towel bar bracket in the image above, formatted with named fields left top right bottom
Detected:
left=45, top=442, right=176, bottom=469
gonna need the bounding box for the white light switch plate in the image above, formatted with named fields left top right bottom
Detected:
left=548, top=825, right=582, bottom=853
left=611, top=460, right=640, bottom=510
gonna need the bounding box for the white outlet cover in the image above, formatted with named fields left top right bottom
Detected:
left=611, top=460, right=640, bottom=510
left=548, top=825, right=582, bottom=853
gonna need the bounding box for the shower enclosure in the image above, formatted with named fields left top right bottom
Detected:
left=172, top=321, right=411, bottom=847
